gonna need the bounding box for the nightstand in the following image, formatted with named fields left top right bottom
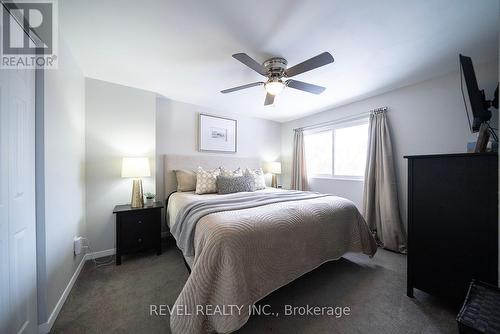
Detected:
left=113, top=202, right=163, bottom=265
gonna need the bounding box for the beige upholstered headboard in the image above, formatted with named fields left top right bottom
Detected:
left=163, top=154, right=261, bottom=197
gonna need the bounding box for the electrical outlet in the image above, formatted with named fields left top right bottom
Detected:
left=74, top=237, right=84, bottom=255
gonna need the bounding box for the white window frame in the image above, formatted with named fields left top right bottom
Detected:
left=304, top=117, right=369, bottom=181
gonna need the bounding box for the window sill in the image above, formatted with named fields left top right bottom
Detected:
left=309, top=175, right=364, bottom=182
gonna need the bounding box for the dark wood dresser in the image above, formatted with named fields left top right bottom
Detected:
left=113, top=202, right=163, bottom=265
left=405, top=153, right=498, bottom=304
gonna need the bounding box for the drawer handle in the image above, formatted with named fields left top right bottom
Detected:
left=138, top=238, right=142, bottom=243
left=138, top=220, right=142, bottom=224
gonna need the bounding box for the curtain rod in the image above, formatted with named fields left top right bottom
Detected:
left=370, top=106, right=388, bottom=113
left=294, top=106, right=387, bottom=132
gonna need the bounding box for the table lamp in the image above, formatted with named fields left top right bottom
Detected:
left=121, top=157, right=151, bottom=208
left=265, top=161, right=281, bottom=188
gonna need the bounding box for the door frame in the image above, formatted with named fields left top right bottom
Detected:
left=35, top=65, right=47, bottom=328
left=1, top=0, right=48, bottom=329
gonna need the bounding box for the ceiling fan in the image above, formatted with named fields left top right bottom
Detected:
left=221, top=52, right=334, bottom=105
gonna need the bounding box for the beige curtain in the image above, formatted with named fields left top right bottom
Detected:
left=362, top=112, right=406, bottom=253
left=291, top=129, right=308, bottom=191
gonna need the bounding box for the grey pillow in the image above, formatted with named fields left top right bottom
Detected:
left=216, top=175, right=256, bottom=194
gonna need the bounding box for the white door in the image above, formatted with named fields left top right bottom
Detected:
left=0, top=22, right=38, bottom=334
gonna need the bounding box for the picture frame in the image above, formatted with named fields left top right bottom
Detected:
left=198, top=113, right=237, bottom=153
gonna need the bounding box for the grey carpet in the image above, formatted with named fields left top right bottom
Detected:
left=51, top=242, right=459, bottom=334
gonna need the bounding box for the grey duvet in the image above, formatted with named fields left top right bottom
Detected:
left=169, top=190, right=377, bottom=334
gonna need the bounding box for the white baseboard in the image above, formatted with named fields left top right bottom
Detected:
left=38, top=254, right=86, bottom=334
left=86, top=248, right=116, bottom=260
left=37, top=248, right=116, bottom=334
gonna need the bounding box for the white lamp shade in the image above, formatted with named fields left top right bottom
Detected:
left=121, top=157, right=151, bottom=178
left=264, top=161, right=282, bottom=174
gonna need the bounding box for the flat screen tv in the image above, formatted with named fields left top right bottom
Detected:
left=459, top=54, right=498, bottom=132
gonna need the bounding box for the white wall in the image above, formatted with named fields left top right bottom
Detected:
left=155, top=98, right=282, bottom=160
left=85, top=79, right=156, bottom=253
left=85, top=92, right=281, bottom=247
left=41, top=37, right=86, bottom=323
left=155, top=97, right=282, bottom=211
left=281, top=60, right=499, bottom=227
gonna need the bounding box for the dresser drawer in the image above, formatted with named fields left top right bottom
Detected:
left=121, top=232, right=151, bottom=251
left=118, top=210, right=157, bottom=251
left=120, top=211, right=155, bottom=234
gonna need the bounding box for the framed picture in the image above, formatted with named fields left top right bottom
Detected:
left=198, top=114, right=237, bottom=153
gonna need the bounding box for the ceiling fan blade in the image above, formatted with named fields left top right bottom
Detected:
left=285, top=52, right=334, bottom=77
left=264, top=93, right=275, bottom=106
left=232, top=53, right=268, bottom=76
left=221, top=82, right=264, bottom=94
left=286, top=79, right=326, bottom=95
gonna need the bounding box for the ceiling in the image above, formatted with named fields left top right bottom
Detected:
left=60, top=0, right=499, bottom=122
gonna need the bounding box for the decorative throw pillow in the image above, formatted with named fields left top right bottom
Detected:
left=217, top=175, right=256, bottom=194
left=244, top=168, right=266, bottom=190
left=174, top=169, right=196, bottom=192
left=195, top=167, right=220, bottom=194
left=219, top=167, right=243, bottom=177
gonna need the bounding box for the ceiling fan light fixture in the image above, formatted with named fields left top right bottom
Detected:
left=265, top=79, right=285, bottom=96
left=222, top=52, right=333, bottom=105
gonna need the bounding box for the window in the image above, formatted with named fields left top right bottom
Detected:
left=333, top=123, right=369, bottom=177
left=304, top=121, right=369, bottom=179
left=304, top=131, right=332, bottom=176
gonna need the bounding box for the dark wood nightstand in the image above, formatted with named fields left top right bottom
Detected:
left=113, top=202, right=163, bottom=265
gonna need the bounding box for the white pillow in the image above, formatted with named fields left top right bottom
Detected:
left=220, top=167, right=243, bottom=177
left=244, top=168, right=266, bottom=190
left=195, top=167, right=220, bottom=194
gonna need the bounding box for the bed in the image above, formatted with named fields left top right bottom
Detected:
left=164, top=155, right=377, bottom=334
